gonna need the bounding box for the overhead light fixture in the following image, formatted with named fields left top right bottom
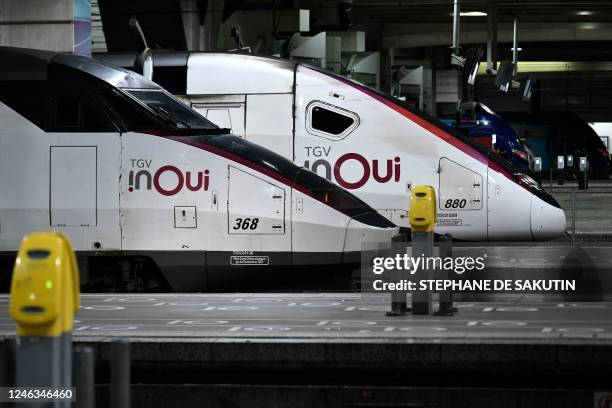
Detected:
left=459, top=11, right=487, bottom=17
left=576, top=10, right=594, bottom=16
left=511, top=47, right=523, bottom=51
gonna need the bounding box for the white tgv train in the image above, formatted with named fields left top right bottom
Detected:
left=98, top=52, right=566, bottom=242
left=0, top=47, right=397, bottom=292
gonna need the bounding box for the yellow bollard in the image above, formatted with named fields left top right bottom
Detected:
left=409, top=186, right=436, bottom=314
left=409, top=185, right=437, bottom=233
left=9, top=232, right=79, bottom=404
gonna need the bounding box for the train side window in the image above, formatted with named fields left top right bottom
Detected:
left=312, top=107, right=352, bottom=134
left=306, top=101, right=359, bottom=140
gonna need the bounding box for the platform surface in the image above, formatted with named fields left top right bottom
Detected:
left=1, top=294, right=611, bottom=344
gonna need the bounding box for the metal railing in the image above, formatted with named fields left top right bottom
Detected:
left=546, top=185, right=612, bottom=241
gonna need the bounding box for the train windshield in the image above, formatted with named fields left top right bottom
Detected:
left=126, top=89, right=218, bottom=130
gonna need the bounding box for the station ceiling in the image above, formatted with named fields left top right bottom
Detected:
left=98, top=0, right=612, bottom=58
left=96, top=0, right=612, bottom=119
left=350, top=0, right=612, bottom=24
left=343, top=0, right=612, bottom=61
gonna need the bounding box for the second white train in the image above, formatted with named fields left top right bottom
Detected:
left=98, top=52, right=566, bottom=242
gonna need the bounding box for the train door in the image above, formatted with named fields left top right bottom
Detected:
left=437, top=157, right=487, bottom=240
left=48, top=136, right=121, bottom=252
left=50, top=146, right=97, bottom=227
left=226, top=165, right=291, bottom=262
left=191, top=95, right=245, bottom=137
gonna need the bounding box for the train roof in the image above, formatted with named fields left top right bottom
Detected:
left=95, top=51, right=298, bottom=95
left=0, top=46, right=161, bottom=90
left=187, top=53, right=296, bottom=95
left=0, top=47, right=57, bottom=80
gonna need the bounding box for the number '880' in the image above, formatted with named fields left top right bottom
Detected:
left=444, top=199, right=466, bottom=209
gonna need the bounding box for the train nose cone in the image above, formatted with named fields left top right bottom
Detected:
left=530, top=196, right=566, bottom=241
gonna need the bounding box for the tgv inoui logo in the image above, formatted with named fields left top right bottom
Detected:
left=303, top=147, right=400, bottom=189
left=128, top=158, right=210, bottom=196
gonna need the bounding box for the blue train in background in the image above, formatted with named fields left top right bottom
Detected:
left=441, top=102, right=531, bottom=174
left=501, top=111, right=611, bottom=179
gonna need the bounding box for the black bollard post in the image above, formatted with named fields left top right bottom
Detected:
left=387, top=233, right=408, bottom=316
left=74, top=346, right=95, bottom=408
left=435, top=235, right=455, bottom=316
left=110, top=340, right=130, bottom=408
left=0, top=337, right=16, bottom=387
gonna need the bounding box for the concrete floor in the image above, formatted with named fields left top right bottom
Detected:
left=2, top=294, right=611, bottom=407
left=1, top=294, right=610, bottom=342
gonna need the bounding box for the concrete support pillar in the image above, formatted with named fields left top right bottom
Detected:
left=205, top=0, right=225, bottom=51
left=181, top=0, right=224, bottom=51
left=181, top=0, right=202, bottom=51
left=0, top=0, right=91, bottom=55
